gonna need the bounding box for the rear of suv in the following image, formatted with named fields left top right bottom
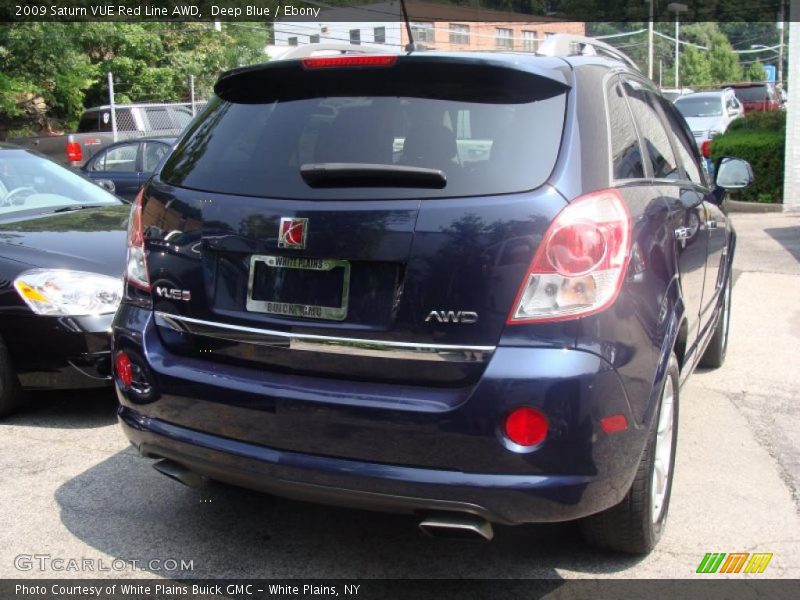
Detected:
left=113, top=39, right=751, bottom=554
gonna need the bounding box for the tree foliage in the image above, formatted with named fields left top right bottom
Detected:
left=0, top=22, right=267, bottom=136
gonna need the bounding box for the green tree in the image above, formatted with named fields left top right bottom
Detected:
left=744, top=59, right=766, bottom=82
left=707, top=32, right=743, bottom=84
left=0, top=22, right=268, bottom=136
left=680, top=45, right=712, bottom=87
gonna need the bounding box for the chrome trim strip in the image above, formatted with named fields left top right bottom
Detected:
left=154, top=312, right=495, bottom=363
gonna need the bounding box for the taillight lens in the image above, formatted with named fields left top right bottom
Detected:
left=114, top=352, right=133, bottom=388
left=301, top=55, right=397, bottom=69
left=700, top=139, right=712, bottom=158
left=65, top=141, right=82, bottom=162
left=507, top=189, right=631, bottom=324
left=504, top=407, right=548, bottom=447
left=125, top=189, right=150, bottom=291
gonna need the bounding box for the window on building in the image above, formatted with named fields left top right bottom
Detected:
left=411, top=22, right=434, bottom=43
left=374, top=26, right=386, bottom=44
left=496, top=28, right=513, bottom=50
left=287, top=37, right=298, bottom=47
left=350, top=29, right=361, bottom=45
left=522, top=30, right=537, bottom=52
left=309, top=34, right=320, bottom=44
left=449, top=23, right=470, bottom=45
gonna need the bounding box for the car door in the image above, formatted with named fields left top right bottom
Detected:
left=87, top=142, right=141, bottom=200
left=622, top=77, right=708, bottom=357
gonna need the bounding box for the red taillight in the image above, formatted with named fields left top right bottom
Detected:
left=115, top=352, right=132, bottom=387
left=507, top=189, right=631, bottom=324
left=65, top=141, right=82, bottom=162
left=125, top=189, right=150, bottom=291
left=600, top=414, right=629, bottom=434
left=504, top=407, right=548, bottom=447
left=301, top=55, right=397, bottom=69
left=701, top=139, right=712, bottom=158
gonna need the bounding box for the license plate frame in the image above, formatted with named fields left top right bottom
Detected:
left=246, top=255, right=350, bottom=321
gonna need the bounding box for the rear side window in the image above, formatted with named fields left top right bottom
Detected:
left=606, top=79, right=644, bottom=180
left=145, top=108, right=174, bottom=130
left=658, top=98, right=704, bottom=186
left=161, top=66, right=567, bottom=200
left=77, top=113, right=99, bottom=133
left=622, top=79, right=679, bottom=180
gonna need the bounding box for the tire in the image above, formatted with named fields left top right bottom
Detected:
left=699, top=275, right=732, bottom=369
left=0, top=336, right=22, bottom=418
left=580, top=353, right=680, bottom=554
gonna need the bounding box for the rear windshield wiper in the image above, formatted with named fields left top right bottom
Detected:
left=300, top=163, right=446, bottom=189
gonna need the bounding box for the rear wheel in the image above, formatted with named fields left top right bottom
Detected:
left=699, top=276, right=732, bottom=368
left=580, top=354, right=679, bottom=554
left=0, top=337, right=22, bottom=418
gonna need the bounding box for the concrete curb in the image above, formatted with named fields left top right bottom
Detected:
left=724, top=199, right=783, bottom=213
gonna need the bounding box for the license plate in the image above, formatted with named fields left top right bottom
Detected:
left=246, top=255, right=350, bottom=321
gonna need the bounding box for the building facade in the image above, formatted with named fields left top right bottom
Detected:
left=273, top=1, right=585, bottom=53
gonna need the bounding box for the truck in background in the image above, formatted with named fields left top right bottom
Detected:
left=9, top=103, right=200, bottom=167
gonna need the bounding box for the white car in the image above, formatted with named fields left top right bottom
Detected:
left=674, top=89, right=744, bottom=147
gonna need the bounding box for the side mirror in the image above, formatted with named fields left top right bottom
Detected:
left=715, top=157, right=753, bottom=190
left=96, top=179, right=116, bottom=193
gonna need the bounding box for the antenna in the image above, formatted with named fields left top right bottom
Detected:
left=399, top=0, right=419, bottom=52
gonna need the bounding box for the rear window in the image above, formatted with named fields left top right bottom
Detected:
left=675, top=97, right=724, bottom=117
left=160, top=68, right=567, bottom=200
left=731, top=86, right=768, bottom=102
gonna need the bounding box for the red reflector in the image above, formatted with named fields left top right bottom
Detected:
left=600, top=414, right=629, bottom=434
left=701, top=139, right=712, bottom=158
left=504, top=407, right=548, bottom=447
left=114, top=352, right=132, bottom=387
left=302, top=55, right=397, bottom=69
left=65, top=141, right=82, bottom=162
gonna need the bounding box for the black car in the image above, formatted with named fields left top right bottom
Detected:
left=0, top=145, right=127, bottom=415
left=80, top=137, right=175, bottom=201
left=113, top=38, right=752, bottom=554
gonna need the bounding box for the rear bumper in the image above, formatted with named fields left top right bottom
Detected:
left=114, top=305, right=655, bottom=525
left=121, top=404, right=633, bottom=525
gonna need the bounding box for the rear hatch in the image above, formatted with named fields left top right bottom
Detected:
left=144, top=54, right=571, bottom=388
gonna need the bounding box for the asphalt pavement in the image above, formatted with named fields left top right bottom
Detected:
left=0, top=211, right=798, bottom=580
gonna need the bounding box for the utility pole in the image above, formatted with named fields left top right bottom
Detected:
left=668, top=3, right=688, bottom=88
left=784, top=0, right=798, bottom=212
left=778, top=0, right=785, bottom=88
left=647, top=0, right=654, bottom=80
left=108, top=71, right=117, bottom=143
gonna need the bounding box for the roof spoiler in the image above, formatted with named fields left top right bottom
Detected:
left=538, top=34, right=640, bottom=73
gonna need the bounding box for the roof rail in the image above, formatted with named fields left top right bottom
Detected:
left=278, top=43, right=397, bottom=60
left=537, top=34, right=640, bottom=73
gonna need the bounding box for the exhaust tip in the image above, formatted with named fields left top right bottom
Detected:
left=153, top=459, right=207, bottom=489
left=419, top=513, right=494, bottom=541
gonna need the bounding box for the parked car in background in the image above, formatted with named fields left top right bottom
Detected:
left=10, top=103, right=194, bottom=168
left=81, top=137, right=175, bottom=201
left=675, top=89, right=744, bottom=145
left=661, top=87, right=695, bottom=102
left=113, top=39, right=752, bottom=555
left=726, top=82, right=781, bottom=113
left=675, top=89, right=744, bottom=172
left=0, top=145, right=127, bottom=416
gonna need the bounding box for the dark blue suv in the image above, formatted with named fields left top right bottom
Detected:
left=113, top=40, right=752, bottom=554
